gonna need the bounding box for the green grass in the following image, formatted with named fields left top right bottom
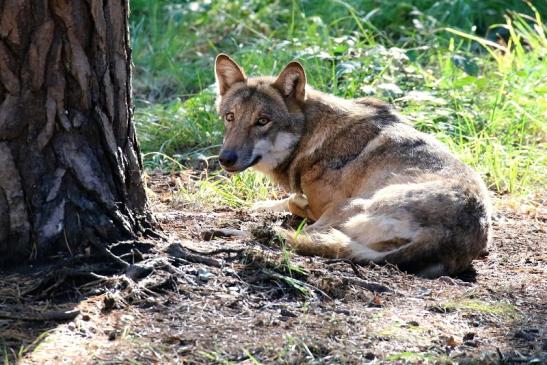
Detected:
left=442, top=298, right=520, bottom=319
left=1, top=330, right=52, bottom=364
left=387, top=351, right=452, bottom=363
left=131, top=0, right=546, bottom=200
left=135, top=91, right=220, bottom=157
left=170, top=170, right=276, bottom=209
left=2, top=345, right=8, bottom=365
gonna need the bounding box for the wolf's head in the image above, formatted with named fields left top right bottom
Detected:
left=214, top=54, right=306, bottom=173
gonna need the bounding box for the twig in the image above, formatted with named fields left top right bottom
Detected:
left=168, top=257, right=191, bottom=266
left=324, top=258, right=366, bottom=279
left=54, top=268, right=110, bottom=281
left=0, top=308, right=80, bottom=321
left=324, top=259, right=394, bottom=292
left=191, top=247, right=247, bottom=256
left=349, top=261, right=365, bottom=278
left=341, top=276, right=393, bottom=293
left=324, top=258, right=353, bottom=265
left=201, top=228, right=248, bottom=241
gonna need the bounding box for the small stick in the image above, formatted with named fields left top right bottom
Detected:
left=341, top=276, right=393, bottom=293
left=349, top=261, right=365, bottom=278
left=193, top=247, right=247, bottom=256
left=0, top=308, right=80, bottom=321
left=324, top=258, right=366, bottom=278
left=201, top=228, right=248, bottom=241
left=54, top=268, right=110, bottom=280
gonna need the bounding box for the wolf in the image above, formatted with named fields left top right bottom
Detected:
left=214, top=53, right=491, bottom=278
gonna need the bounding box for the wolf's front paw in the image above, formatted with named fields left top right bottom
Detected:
left=288, top=194, right=309, bottom=210
left=252, top=199, right=290, bottom=212
left=288, top=194, right=317, bottom=220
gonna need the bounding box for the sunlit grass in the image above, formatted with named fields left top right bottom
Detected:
left=442, top=298, right=520, bottom=319
left=172, top=170, right=278, bottom=210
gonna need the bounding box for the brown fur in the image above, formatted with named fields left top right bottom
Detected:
left=214, top=54, right=492, bottom=278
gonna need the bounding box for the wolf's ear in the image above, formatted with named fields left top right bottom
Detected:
left=274, top=61, right=306, bottom=103
left=215, top=54, right=246, bottom=95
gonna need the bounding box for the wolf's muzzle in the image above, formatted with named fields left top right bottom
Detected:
left=219, top=150, right=238, bottom=167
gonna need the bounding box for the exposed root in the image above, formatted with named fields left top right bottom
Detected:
left=165, top=241, right=223, bottom=267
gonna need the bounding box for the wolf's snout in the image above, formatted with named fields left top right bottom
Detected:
left=219, top=150, right=238, bottom=167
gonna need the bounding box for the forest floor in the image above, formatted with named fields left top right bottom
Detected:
left=2, top=172, right=546, bottom=364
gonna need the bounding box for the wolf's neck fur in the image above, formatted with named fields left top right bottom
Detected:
left=271, top=86, right=396, bottom=192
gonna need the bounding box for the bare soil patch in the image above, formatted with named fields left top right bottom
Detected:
left=1, top=172, right=545, bottom=364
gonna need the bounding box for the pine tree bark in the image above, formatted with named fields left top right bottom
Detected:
left=0, top=0, right=154, bottom=264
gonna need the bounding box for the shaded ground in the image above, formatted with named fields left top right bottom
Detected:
left=1, top=172, right=545, bottom=364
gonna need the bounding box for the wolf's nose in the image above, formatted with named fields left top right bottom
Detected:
left=219, top=150, right=238, bottom=167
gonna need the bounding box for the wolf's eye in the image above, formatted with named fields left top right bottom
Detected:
left=225, top=112, right=234, bottom=122
left=256, top=117, right=270, bottom=126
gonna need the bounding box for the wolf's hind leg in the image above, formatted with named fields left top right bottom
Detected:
left=275, top=199, right=365, bottom=258
left=277, top=182, right=489, bottom=277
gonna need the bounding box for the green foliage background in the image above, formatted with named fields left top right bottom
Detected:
left=130, top=0, right=546, bottom=198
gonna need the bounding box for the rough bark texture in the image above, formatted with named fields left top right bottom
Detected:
left=0, top=0, right=154, bottom=264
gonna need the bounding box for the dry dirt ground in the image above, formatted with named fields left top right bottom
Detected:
left=1, top=172, right=545, bottom=364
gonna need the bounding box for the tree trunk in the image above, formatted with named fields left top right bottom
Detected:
left=0, top=0, right=154, bottom=264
